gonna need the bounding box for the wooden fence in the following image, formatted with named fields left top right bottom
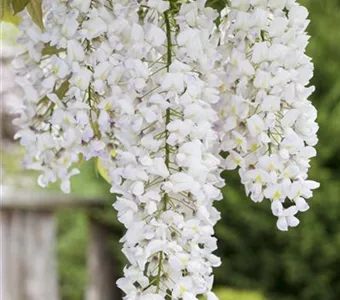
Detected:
left=0, top=188, right=121, bottom=300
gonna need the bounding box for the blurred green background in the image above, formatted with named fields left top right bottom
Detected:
left=1, top=0, right=340, bottom=299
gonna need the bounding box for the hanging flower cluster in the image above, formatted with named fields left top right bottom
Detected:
left=217, top=0, right=320, bottom=231
left=13, top=0, right=319, bottom=298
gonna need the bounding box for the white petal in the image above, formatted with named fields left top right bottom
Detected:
left=61, top=180, right=71, bottom=194
left=295, top=197, right=310, bottom=212
left=131, top=181, right=144, bottom=196
left=271, top=200, right=283, bottom=216
left=277, top=217, right=288, bottom=231
left=287, top=216, right=300, bottom=227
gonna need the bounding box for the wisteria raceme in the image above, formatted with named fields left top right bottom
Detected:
left=13, top=0, right=224, bottom=298
left=12, top=0, right=320, bottom=298
left=217, top=0, right=320, bottom=231
left=103, top=1, right=224, bottom=298
left=13, top=0, right=115, bottom=193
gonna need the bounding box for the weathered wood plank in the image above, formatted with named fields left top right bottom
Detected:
left=0, top=210, right=12, bottom=300
left=0, top=187, right=106, bottom=210
left=24, top=211, right=59, bottom=300
left=0, top=210, right=59, bottom=300
left=86, top=218, right=121, bottom=300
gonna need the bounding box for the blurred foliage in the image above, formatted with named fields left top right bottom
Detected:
left=0, top=21, right=20, bottom=45
left=213, top=288, right=266, bottom=300
left=1, top=0, right=339, bottom=299
left=0, top=11, right=20, bottom=25
left=57, top=212, right=88, bottom=300
left=200, top=288, right=266, bottom=300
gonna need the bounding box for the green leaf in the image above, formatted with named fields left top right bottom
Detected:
left=26, top=0, right=44, bottom=31
left=96, top=150, right=117, bottom=184
left=37, top=77, right=70, bottom=106
left=41, top=44, right=65, bottom=56
left=205, top=0, right=228, bottom=27
left=55, top=79, right=70, bottom=99
left=12, top=0, right=30, bottom=13
left=206, top=0, right=227, bottom=12
left=96, top=158, right=111, bottom=184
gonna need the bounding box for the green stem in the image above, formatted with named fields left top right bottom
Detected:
left=163, top=9, right=172, bottom=212
left=156, top=6, right=174, bottom=293
left=268, top=130, right=272, bottom=155
left=156, top=251, right=164, bottom=293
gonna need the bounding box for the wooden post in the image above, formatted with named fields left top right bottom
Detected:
left=1, top=188, right=118, bottom=300
left=0, top=209, right=59, bottom=300
left=86, top=218, right=121, bottom=300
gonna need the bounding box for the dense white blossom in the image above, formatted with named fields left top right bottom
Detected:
left=13, top=0, right=320, bottom=298
left=13, top=0, right=223, bottom=298
left=106, top=1, right=224, bottom=298
left=217, top=0, right=320, bottom=231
